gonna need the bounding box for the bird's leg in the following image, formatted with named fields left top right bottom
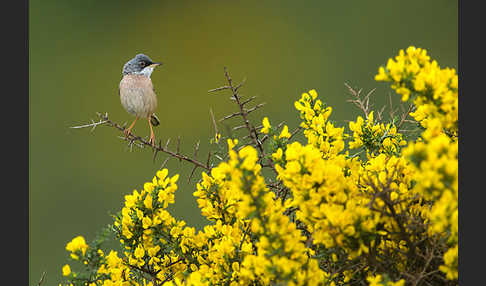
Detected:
left=124, top=116, right=139, bottom=138
left=148, top=116, right=156, bottom=147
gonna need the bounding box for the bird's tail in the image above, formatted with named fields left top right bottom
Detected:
left=150, top=113, right=160, bottom=127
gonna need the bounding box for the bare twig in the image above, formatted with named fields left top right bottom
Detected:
left=289, top=126, right=303, bottom=140
left=176, top=136, right=182, bottom=162
left=193, top=140, right=200, bottom=159
left=160, top=156, right=171, bottom=170
left=396, top=102, right=415, bottom=133
left=70, top=118, right=108, bottom=132
left=188, top=165, right=198, bottom=183
left=165, top=138, right=171, bottom=149
left=208, top=86, right=231, bottom=92
left=345, top=82, right=376, bottom=119
left=220, top=111, right=243, bottom=122
left=206, top=151, right=212, bottom=169
left=37, top=271, right=47, bottom=286
left=209, top=68, right=278, bottom=174
left=241, top=96, right=257, bottom=106
left=209, top=108, right=219, bottom=136
left=245, top=102, right=266, bottom=114
left=72, top=113, right=210, bottom=171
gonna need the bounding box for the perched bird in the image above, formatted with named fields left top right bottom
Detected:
left=119, top=53, right=162, bottom=146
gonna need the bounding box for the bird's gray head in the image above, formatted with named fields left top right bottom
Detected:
left=122, top=53, right=162, bottom=77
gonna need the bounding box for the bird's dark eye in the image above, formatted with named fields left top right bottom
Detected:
left=140, top=62, right=145, bottom=67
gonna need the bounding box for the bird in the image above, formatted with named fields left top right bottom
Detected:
left=119, top=53, right=162, bottom=147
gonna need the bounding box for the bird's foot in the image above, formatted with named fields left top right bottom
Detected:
left=124, top=128, right=133, bottom=139
left=148, top=135, right=156, bottom=147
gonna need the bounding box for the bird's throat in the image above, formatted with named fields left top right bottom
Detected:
left=138, top=66, right=155, bottom=78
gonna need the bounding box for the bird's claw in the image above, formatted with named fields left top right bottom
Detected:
left=124, top=129, right=132, bottom=138
left=148, top=136, right=156, bottom=148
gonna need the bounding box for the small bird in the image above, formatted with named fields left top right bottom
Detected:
left=119, top=53, right=162, bottom=146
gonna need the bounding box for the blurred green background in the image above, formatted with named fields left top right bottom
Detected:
left=29, top=0, right=457, bottom=284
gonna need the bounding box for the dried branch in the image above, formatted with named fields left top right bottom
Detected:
left=208, top=86, right=231, bottom=92
left=220, top=111, right=243, bottom=122
left=37, top=271, right=47, bottom=286
left=206, top=151, right=212, bottom=169
left=176, top=136, right=182, bottom=162
left=165, top=138, right=171, bottom=149
left=245, top=102, right=266, bottom=114
left=396, top=102, right=415, bottom=133
left=241, top=96, right=257, bottom=106
left=71, top=113, right=210, bottom=171
left=160, top=156, right=171, bottom=170
left=209, top=67, right=277, bottom=173
left=209, top=108, right=219, bottom=136
left=345, top=82, right=375, bottom=119
left=69, top=114, right=108, bottom=133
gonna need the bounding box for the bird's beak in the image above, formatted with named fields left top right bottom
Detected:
left=149, top=62, right=162, bottom=68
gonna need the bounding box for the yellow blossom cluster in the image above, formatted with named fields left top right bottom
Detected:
left=294, top=89, right=345, bottom=158
left=376, top=46, right=458, bottom=280
left=274, top=136, right=421, bottom=283
left=375, top=46, right=458, bottom=137
left=348, top=111, right=406, bottom=156
left=402, top=123, right=458, bottom=280
left=193, top=140, right=326, bottom=285
left=65, top=235, right=89, bottom=260
left=61, top=46, right=457, bottom=286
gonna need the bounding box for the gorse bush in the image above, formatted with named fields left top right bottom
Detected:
left=61, top=46, right=458, bottom=286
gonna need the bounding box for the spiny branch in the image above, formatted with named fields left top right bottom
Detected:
left=37, top=271, right=47, bottom=286
left=345, top=83, right=418, bottom=134
left=210, top=67, right=276, bottom=173
left=345, top=82, right=375, bottom=119
left=70, top=113, right=210, bottom=171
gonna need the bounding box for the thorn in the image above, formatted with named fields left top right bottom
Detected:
left=152, top=148, right=159, bottom=163
left=176, top=136, right=181, bottom=162
left=193, top=140, right=200, bottom=159
left=241, top=96, right=257, bottom=106
left=208, top=86, right=231, bottom=93
left=209, top=108, right=219, bottom=135
left=235, top=77, right=247, bottom=91
left=260, top=134, right=269, bottom=143
left=188, top=165, right=198, bottom=183
left=37, top=271, right=47, bottom=286
left=160, top=156, right=170, bottom=169
left=165, top=138, right=171, bottom=150
left=206, top=151, right=212, bottom=169
left=219, top=112, right=242, bottom=122
left=245, top=102, right=266, bottom=114
left=232, top=124, right=247, bottom=131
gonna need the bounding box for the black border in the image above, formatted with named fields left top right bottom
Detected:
left=458, top=0, right=481, bottom=285
left=3, top=0, right=29, bottom=285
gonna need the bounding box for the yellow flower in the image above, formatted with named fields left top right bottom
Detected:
left=62, top=264, right=71, bottom=276
left=143, top=193, right=153, bottom=210
left=142, top=217, right=152, bottom=229
left=261, top=117, right=271, bottom=134
left=272, top=148, right=283, bottom=161
left=279, top=125, right=291, bottom=139
left=156, top=168, right=169, bottom=181
left=308, top=89, right=318, bottom=100
left=227, top=138, right=239, bottom=150
left=134, top=244, right=145, bottom=259
left=214, top=132, right=221, bottom=144
left=375, top=66, right=388, bottom=81
left=66, top=236, right=89, bottom=257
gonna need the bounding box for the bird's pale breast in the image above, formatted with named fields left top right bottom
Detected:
left=119, top=74, right=158, bottom=118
